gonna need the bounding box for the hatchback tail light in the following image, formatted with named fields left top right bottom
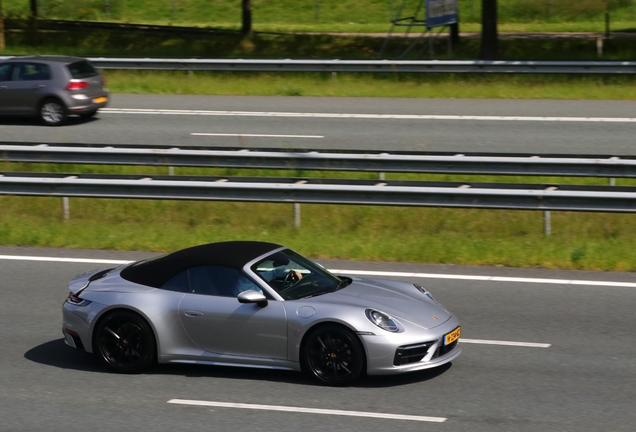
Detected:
left=66, top=81, right=89, bottom=90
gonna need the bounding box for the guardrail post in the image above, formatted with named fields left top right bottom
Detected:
left=543, top=211, right=551, bottom=236
left=294, top=203, right=301, bottom=228
left=62, top=197, right=70, bottom=220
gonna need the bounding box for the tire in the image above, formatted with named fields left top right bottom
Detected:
left=94, top=310, right=156, bottom=374
left=39, top=98, right=67, bottom=126
left=302, top=324, right=366, bottom=386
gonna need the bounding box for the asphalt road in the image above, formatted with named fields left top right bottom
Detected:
left=1, top=95, right=636, bottom=154
left=1, top=247, right=634, bottom=432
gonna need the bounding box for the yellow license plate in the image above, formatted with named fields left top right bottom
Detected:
left=444, top=326, right=461, bottom=346
left=93, top=96, right=108, bottom=104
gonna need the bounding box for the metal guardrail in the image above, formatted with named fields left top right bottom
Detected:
left=1, top=143, right=635, bottom=178
left=1, top=56, right=635, bottom=74
left=86, top=58, right=636, bottom=74
left=1, top=172, right=635, bottom=212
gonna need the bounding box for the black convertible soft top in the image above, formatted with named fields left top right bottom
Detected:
left=120, top=241, right=282, bottom=288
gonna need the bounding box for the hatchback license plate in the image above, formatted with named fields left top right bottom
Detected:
left=444, top=326, right=461, bottom=346
left=93, top=96, right=108, bottom=104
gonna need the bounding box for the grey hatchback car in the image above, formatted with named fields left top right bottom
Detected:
left=0, top=56, right=109, bottom=125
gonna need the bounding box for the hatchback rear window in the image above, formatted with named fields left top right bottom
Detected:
left=67, top=61, right=99, bottom=79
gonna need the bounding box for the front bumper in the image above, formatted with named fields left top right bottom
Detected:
left=361, top=317, right=462, bottom=375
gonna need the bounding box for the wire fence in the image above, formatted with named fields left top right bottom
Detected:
left=3, top=0, right=635, bottom=25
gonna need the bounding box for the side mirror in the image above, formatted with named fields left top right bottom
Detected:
left=237, top=290, right=268, bottom=307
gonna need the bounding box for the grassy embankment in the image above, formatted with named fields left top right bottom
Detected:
left=1, top=2, right=635, bottom=271
left=3, top=0, right=636, bottom=33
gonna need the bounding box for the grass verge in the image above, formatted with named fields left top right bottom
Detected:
left=103, top=70, right=636, bottom=100
left=1, top=196, right=634, bottom=272
left=1, top=164, right=635, bottom=272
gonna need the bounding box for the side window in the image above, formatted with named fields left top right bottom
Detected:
left=161, top=270, right=189, bottom=293
left=198, top=266, right=263, bottom=298
left=14, top=63, right=51, bottom=81
left=162, top=266, right=263, bottom=297
left=0, top=64, right=13, bottom=82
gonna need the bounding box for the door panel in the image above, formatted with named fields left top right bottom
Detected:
left=9, top=63, right=52, bottom=114
left=0, top=63, right=14, bottom=113
left=179, top=294, right=287, bottom=360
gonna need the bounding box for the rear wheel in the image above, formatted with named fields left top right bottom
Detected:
left=40, top=98, right=67, bottom=126
left=94, top=310, right=155, bottom=374
left=302, top=324, right=365, bottom=386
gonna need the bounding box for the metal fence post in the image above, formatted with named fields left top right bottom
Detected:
left=543, top=211, right=551, bottom=236
left=294, top=203, right=301, bottom=228
left=62, top=197, right=70, bottom=220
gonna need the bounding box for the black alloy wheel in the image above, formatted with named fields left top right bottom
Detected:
left=95, top=310, right=155, bottom=374
left=302, top=324, right=365, bottom=386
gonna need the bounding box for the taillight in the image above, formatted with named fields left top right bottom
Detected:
left=66, top=81, right=89, bottom=90
left=100, top=76, right=106, bottom=84
left=67, top=292, right=91, bottom=306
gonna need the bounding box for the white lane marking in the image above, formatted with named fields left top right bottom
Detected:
left=0, top=255, right=130, bottom=265
left=167, top=399, right=446, bottom=423
left=191, top=132, right=324, bottom=138
left=101, top=108, right=636, bottom=123
left=329, top=269, right=636, bottom=288
left=461, top=339, right=551, bottom=348
left=0, top=255, right=633, bottom=288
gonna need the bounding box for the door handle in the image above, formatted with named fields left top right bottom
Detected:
left=33, top=85, right=46, bottom=89
left=0, top=86, right=7, bottom=90
left=183, top=310, right=203, bottom=317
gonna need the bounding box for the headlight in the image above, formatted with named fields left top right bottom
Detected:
left=414, top=284, right=437, bottom=302
left=365, top=309, right=399, bottom=332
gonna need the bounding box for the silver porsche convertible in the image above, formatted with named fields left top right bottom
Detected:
left=62, top=241, right=461, bottom=386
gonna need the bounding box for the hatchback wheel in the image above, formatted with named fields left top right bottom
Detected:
left=95, top=310, right=155, bottom=374
left=302, top=324, right=365, bottom=386
left=40, top=98, right=67, bottom=126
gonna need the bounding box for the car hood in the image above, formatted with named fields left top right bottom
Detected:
left=317, top=277, right=451, bottom=330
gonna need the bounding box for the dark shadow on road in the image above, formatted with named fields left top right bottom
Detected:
left=24, top=338, right=104, bottom=372
left=25, top=338, right=453, bottom=388
left=0, top=115, right=100, bottom=127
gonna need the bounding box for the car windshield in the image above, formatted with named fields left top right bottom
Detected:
left=251, top=249, right=343, bottom=300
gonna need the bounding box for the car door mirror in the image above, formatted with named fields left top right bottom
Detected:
left=237, top=290, right=268, bottom=307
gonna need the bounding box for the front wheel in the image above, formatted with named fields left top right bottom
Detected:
left=94, top=310, right=155, bottom=374
left=302, top=324, right=365, bottom=386
left=40, top=98, right=67, bottom=126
